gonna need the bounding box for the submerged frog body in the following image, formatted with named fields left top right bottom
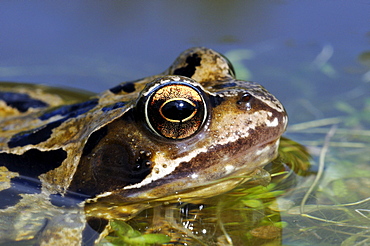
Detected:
left=0, top=47, right=287, bottom=245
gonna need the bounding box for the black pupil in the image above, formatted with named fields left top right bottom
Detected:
left=161, top=100, right=196, bottom=121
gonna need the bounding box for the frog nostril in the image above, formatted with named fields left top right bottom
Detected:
left=238, top=93, right=252, bottom=103
left=237, top=93, right=253, bottom=110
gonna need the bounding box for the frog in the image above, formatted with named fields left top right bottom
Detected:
left=0, top=47, right=288, bottom=245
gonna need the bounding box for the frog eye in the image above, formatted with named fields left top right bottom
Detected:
left=143, top=77, right=208, bottom=140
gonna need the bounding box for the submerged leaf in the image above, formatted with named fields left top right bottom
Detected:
left=101, top=220, right=170, bottom=246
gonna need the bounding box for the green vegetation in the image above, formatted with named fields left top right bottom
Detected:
left=98, top=220, right=170, bottom=246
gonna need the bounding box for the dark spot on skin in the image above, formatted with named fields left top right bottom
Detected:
left=82, top=126, right=108, bottom=156
left=212, top=82, right=237, bottom=90
left=8, top=99, right=99, bottom=148
left=0, top=148, right=67, bottom=178
left=39, top=99, right=99, bottom=121
left=8, top=120, right=63, bottom=148
left=173, top=53, right=201, bottom=77
left=83, top=217, right=109, bottom=245
left=101, top=101, right=127, bottom=112
left=109, top=81, right=138, bottom=94
left=0, top=92, right=48, bottom=112
left=209, top=95, right=225, bottom=107
left=0, top=148, right=67, bottom=209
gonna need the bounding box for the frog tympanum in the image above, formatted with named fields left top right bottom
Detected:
left=0, top=47, right=287, bottom=245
